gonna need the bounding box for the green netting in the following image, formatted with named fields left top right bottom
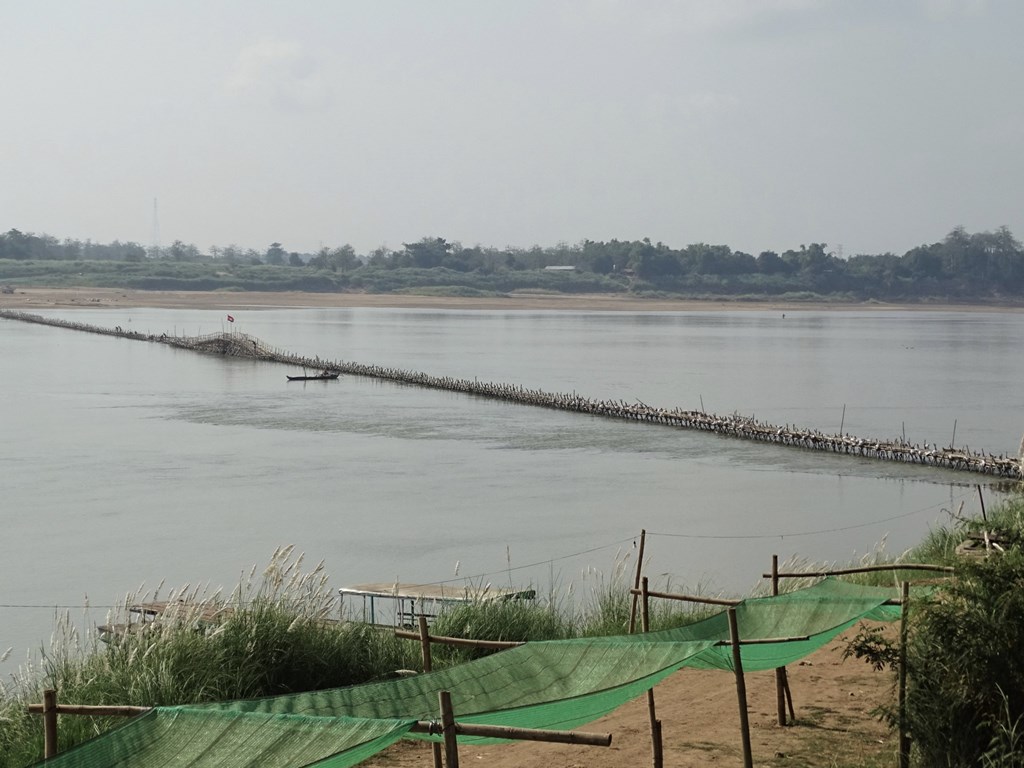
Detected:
left=33, top=578, right=907, bottom=767
left=201, top=638, right=718, bottom=746
left=37, top=709, right=414, bottom=768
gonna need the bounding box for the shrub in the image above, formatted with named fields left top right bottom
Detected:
left=904, top=549, right=1024, bottom=767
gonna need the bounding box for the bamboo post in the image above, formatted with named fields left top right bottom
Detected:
left=439, top=691, right=459, bottom=768
left=628, top=529, right=646, bottom=634
left=977, top=484, right=988, bottom=524
left=640, top=576, right=663, bottom=768
left=418, top=616, right=433, bottom=672
left=898, top=581, right=911, bottom=768
left=43, top=689, right=58, bottom=759
left=772, top=555, right=788, bottom=727
left=727, top=608, right=754, bottom=768
left=840, top=403, right=846, bottom=435
left=419, top=616, right=443, bottom=768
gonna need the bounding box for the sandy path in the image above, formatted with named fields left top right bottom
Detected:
left=363, top=629, right=895, bottom=768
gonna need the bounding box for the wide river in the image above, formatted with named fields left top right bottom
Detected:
left=2, top=305, right=1020, bottom=673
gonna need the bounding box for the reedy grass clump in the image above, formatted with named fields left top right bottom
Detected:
left=0, top=547, right=419, bottom=768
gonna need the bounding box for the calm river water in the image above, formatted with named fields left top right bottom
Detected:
left=1, top=305, right=1020, bottom=672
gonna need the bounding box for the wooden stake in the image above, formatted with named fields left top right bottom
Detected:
left=840, top=403, right=846, bottom=435
left=418, top=616, right=433, bottom=672
left=977, top=484, right=988, bottom=524
left=772, top=554, right=788, bottom=727
left=408, top=721, right=612, bottom=746
left=439, top=691, right=459, bottom=768
left=728, top=608, right=754, bottom=768
left=419, top=616, right=443, bottom=768
left=641, top=576, right=663, bottom=768
left=43, top=689, right=58, bottom=759
left=629, top=587, right=741, bottom=607
left=898, top=581, right=910, bottom=768
left=395, top=630, right=522, bottom=649
left=628, top=529, right=646, bottom=634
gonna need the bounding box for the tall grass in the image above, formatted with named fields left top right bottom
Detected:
left=0, top=548, right=419, bottom=768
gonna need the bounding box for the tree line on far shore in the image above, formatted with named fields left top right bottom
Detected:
left=1, top=225, right=1022, bottom=302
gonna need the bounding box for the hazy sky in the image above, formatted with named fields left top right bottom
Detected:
left=2, top=1, right=1022, bottom=257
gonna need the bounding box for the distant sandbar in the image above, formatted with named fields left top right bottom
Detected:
left=2, top=286, right=1021, bottom=313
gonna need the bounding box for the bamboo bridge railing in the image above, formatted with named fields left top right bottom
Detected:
left=3, top=308, right=1021, bottom=480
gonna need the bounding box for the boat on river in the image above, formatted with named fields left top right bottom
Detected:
left=287, top=370, right=340, bottom=381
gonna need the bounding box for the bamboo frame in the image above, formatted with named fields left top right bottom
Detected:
left=727, top=608, right=754, bottom=768
left=408, top=719, right=612, bottom=746
left=438, top=691, right=459, bottom=768
left=763, top=563, right=954, bottom=579
left=42, top=689, right=57, bottom=759
left=628, top=587, right=741, bottom=607
left=898, top=581, right=911, bottom=768
left=773, top=554, right=787, bottom=726
left=418, top=616, right=443, bottom=768
left=394, top=629, right=522, bottom=649
left=30, top=688, right=611, bottom=762
left=640, top=576, right=663, bottom=768
left=628, top=529, right=647, bottom=634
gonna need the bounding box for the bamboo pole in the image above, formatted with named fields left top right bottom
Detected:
left=628, top=529, right=646, bottom=634
left=43, top=689, right=57, bottom=759
left=28, top=703, right=151, bottom=716
left=394, top=630, right=522, bottom=649
left=418, top=616, right=434, bottom=672
left=629, top=587, right=741, bottom=606
left=439, top=691, right=459, bottom=768
left=898, top=581, right=911, bottom=768
left=772, top=555, right=789, bottom=727
left=407, top=721, right=612, bottom=746
left=418, top=616, right=443, bottom=768
left=764, top=563, right=953, bottom=579
left=727, top=609, right=754, bottom=768
left=640, top=576, right=663, bottom=768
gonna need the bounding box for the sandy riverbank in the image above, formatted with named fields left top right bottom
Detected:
left=2, top=286, right=1021, bottom=313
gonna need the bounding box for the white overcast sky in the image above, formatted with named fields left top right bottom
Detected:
left=2, top=0, right=1022, bottom=257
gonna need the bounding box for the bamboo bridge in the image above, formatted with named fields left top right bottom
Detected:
left=4, top=308, right=1021, bottom=480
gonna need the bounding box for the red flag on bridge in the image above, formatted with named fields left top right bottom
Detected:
left=227, top=315, right=235, bottom=323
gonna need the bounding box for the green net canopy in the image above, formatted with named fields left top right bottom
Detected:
left=33, top=578, right=906, bottom=767
left=38, top=709, right=415, bottom=768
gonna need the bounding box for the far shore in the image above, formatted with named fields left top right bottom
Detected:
left=2, top=286, right=1022, bottom=313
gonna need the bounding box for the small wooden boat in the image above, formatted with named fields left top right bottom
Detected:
left=287, top=370, right=340, bottom=381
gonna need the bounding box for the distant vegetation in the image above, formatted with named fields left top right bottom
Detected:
left=2, top=226, right=1023, bottom=303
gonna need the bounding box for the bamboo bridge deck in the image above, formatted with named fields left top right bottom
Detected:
left=3, top=308, right=1021, bottom=480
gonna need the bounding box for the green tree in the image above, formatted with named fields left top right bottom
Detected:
left=401, top=237, right=450, bottom=269
left=265, top=243, right=287, bottom=266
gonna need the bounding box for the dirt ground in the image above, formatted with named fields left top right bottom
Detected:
left=1, top=285, right=1018, bottom=314
left=363, top=628, right=896, bottom=768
